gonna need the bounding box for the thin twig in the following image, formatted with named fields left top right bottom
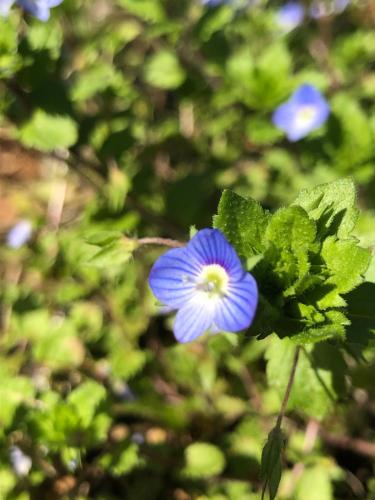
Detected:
left=320, top=430, right=375, bottom=459
left=136, top=237, right=185, bottom=248
left=276, top=346, right=301, bottom=429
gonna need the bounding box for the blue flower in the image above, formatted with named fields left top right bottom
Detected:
left=149, top=228, right=258, bottom=343
left=277, top=2, right=304, bottom=32
left=201, top=0, right=227, bottom=5
left=6, top=220, right=33, bottom=249
left=0, top=0, right=14, bottom=17
left=201, top=0, right=254, bottom=7
left=0, top=0, right=63, bottom=20
left=10, top=447, right=32, bottom=477
left=272, top=84, right=330, bottom=141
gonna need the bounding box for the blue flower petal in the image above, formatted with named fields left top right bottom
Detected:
left=149, top=247, right=201, bottom=308
left=173, top=295, right=214, bottom=343
left=187, top=229, right=244, bottom=280
left=277, top=2, right=304, bottom=32
left=272, top=101, right=296, bottom=131
left=17, top=0, right=62, bottom=20
left=272, top=84, right=330, bottom=141
left=6, top=220, right=32, bottom=249
left=0, top=0, right=15, bottom=16
left=214, top=273, right=258, bottom=332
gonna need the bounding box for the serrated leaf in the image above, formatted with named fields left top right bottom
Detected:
left=18, top=110, right=78, bottom=151
left=266, top=337, right=347, bottom=420
left=183, top=442, right=226, bottom=478
left=263, top=206, right=316, bottom=291
left=317, top=236, right=371, bottom=309
left=213, top=190, right=269, bottom=258
left=291, top=309, right=349, bottom=344
left=292, top=178, right=358, bottom=238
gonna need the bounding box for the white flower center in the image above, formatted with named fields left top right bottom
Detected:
left=196, top=264, right=229, bottom=297
left=296, top=105, right=317, bottom=127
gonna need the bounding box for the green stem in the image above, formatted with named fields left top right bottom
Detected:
left=276, top=346, right=301, bottom=429
left=261, top=345, right=301, bottom=500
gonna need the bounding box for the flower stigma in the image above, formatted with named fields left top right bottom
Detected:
left=196, top=264, right=229, bottom=297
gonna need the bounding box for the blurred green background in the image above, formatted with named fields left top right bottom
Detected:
left=0, top=1, right=375, bottom=499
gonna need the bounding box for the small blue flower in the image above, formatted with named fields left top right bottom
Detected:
left=201, top=0, right=254, bottom=7
left=0, top=0, right=14, bottom=17
left=18, top=0, right=63, bottom=20
left=149, top=228, right=258, bottom=343
left=201, top=0, right=227, bottom=5
left=10, top=447, right=32, bottom=477
left=277, top=2, right=304, bottom=32
left=0, top=0, right=62, bottom=20
left=6, top=220, right=33, bottom=249
left=272, top=84, right=330, bottom=141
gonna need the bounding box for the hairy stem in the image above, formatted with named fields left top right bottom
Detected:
left=135, top=237, right=185, bottom=248
left=276, top=346, right=301, bottom=429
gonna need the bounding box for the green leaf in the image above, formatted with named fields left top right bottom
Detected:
left=183, top=442, right=226, bottom=478
left=266, top=337, right=347, bottom=420
left=295, top=465, right=333, bottom=500
left=0, top=377, right=35, bottom=428
left=117, top=0, right=165, bottom=22
left=68, top=381, right=107, bottom=428
left=292, top=178, right=358, bottom=238
left=84, top=231, right=124, bottom=247
left=18, top=110, right=78, bottom=151
left=290, top=309, right=349, bottom=344
left=213, top=189, right=269, bottom=258
left=85, top=240, right=135, bottom=269
left=71, top=64, right=124, bottom=102
left=346, top=282, right=375, bottom=347
left=100, top=443, right=144, bottom=476
left=328, top=94, right=374, bottom=173
left=261, top=427, right=283, bottom=500
left=144, top=50, right=186, bottom=89
left=263, top=206, right=317, bottom=291
left=27, top=20, right=63, bottom=58
left=317, top=236, right=371, bottom=309
left=244, top=43, right=292, bottom=110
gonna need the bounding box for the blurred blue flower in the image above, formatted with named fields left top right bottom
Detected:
left=310, top=0, right=349, bottom=18
left=201, top=0, right=254, bottom=7
left=149, top=228, right=258, bottom=343
left=0, top=0, right=14, bottom=16
left=272, top=84, right=330, bottom=141
left=277, top=2, right=304, bottom=32
left=201, top=0, right=227, bottom=5
left=6, top=220, right=33, bottom=249
left=10, top=447, right=32, bottom=477
left=0, top=0, right=62, bottom=20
